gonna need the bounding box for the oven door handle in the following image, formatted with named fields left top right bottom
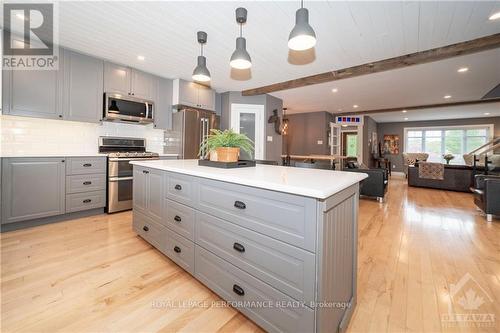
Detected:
left=109, top=177, right=134, bottom=182
left=108, top=158, right=159, bottom=162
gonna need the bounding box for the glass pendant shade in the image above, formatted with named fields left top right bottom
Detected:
left=230, top=37, right=252, bottom=69
left=192, top=55, right=211, bottom=82
left=288, top=7, right=316, bottom=51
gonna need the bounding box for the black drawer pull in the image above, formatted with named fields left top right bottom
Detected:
left=83, top=163, right=92, bottom=167
left=233, top=242, right=245, bottom=253
left=83, top=181, right=92, bottom=185
left=143, top=226, right=149, bottom=232
left=83, top=199, right=92, bottom=203
left=233, top=284, right=245, bottom=296
left=234, top=201, right=246, bottom=209
left=143, top=170, right=149, bottom=174
left=174, top=246, right=181, bottom=253
left=174, top=215, right=182, bottom=222
left=174, top=184, right=182, bottom=191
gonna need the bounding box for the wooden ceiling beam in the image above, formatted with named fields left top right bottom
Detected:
left=242, top=33, right=500, bottom=96
left=335, top=97, right=500, bottom=116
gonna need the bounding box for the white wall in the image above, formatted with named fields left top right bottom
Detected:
left=0, top=115, right=165, bottom=156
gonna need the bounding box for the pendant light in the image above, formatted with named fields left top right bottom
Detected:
left=288, top=0, right=316, bottom=51
left=192, top=31, right=211, bottom=82
left=230, top=7, right=252, bottom=69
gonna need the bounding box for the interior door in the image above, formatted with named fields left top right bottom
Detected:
left=230, top=104, right=264, bottom=160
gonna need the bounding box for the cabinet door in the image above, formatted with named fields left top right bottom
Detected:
left=1, top=158, right=65, bottom=224
left=146, top=168, right=163, bottom=222
left=197, top=84, right=215, bottom=111
left=3, top=65, right=62, bottom=119
left=178, top=79, right=199, bottom=108
left=63, top=50, right=104, bottom=123
left=133, top=167, right=148, bottom=213
left=154, top=77, right=173, bottom=129
left=104, top=62, right=131, bottom=95
left=131, top=69, right=156, bottom=100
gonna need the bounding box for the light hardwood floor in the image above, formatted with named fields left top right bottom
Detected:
left=1, top=177, right=499, bottom=332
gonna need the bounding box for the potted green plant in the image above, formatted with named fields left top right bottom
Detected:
left=199, top=129, right=254, bottom=162
left=443, top=153, right=455, bottom=164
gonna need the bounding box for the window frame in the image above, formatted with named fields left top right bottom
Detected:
left=403, top=124, right=494, bottom=162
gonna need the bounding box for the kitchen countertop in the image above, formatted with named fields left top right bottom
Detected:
left=0, top=153, right=178, bottom=158
left=130, top=159, right=367, bottom=199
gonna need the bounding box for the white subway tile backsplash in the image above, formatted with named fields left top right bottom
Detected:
left=0, top=115, right=164, bottom=156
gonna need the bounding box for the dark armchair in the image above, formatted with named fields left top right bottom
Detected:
left=472, top=174, right=500, bottom=222
left=345, top=167, right=388, bottom=202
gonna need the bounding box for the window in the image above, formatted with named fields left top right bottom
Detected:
left=404, top=125, right=492, bottom=164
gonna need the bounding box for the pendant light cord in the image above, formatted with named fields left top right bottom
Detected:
left=239, top=23, right=242, bottom=38
left=301, top=0, right=304, bottom=9
left=200, top=43, right=203, bottom=56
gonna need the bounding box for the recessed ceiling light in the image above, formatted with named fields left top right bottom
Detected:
left=484, top=112, right=491, bottom=115
left=402, top=110, right=407, bottom=113
left=331, top=88, right=338, bottom=93
left=444, top=95, right=452, bottom=99
left=337, top=108, right=343, bottom=112
left=137, top=55, right=145, bottom=61
left=404, top=117, right=409, bottom=121
left=457, top=67, right=468, bottom=73
left=489, top=11, right=500, bottom=20
left=353, top=105, right=359, bottom=108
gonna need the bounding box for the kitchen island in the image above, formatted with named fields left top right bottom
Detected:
left=130, top=159, right=367, bottom=333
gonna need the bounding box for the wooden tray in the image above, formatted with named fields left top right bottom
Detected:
left=198, top=159, right=256, bottom=169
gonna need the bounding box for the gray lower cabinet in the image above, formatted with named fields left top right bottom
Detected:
left=63, top=50, right=104, bottom=123
left=2, top=63, right=63, bottom=119
left=133, top=166, right=360, bottom=333
left=1, top=158, right=65, bottom=224
left=132, top=166, right=163, bottom=222
left=1, top=156, right=106, bottom=226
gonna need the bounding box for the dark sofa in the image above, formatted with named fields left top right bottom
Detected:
left=407, top=165, right=477, bottom=192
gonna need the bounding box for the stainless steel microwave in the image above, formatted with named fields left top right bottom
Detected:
left=103, top=93, right=154, bottom=124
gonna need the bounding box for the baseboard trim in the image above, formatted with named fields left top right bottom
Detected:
left=390, top=171, right=406, bottom=177
left=1, top=208, right=105, bottom=232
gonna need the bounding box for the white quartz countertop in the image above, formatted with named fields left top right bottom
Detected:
left=130, top=159, right=368, bottom=199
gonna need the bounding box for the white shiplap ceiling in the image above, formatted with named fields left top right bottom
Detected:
left=37, top=1, right=500, bottom=112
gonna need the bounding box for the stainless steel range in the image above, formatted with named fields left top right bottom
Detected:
left=99, top=137, right=159, bottom=213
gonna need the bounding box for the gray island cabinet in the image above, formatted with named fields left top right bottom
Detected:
left=130, top=159, right=367, bottom=333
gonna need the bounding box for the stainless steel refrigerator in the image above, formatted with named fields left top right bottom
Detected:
left=164, top=109, right=220, bottom=159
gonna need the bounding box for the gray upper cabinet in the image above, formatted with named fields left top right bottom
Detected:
left=154, top=77, right=173, bottom=129
left=103, top=62, right=131, bottom=95
left=2, top=59, right=63, bottom=119
left=104, top=62, right=157, bottom=101
left=198, top=84, right=215, bottom=110
left=172, top=79, right=215, bottom=111
left=1, top=158, right=66, bottom=224
left=63, top=50, right=104, bottom=123
left=131, top=69, right=157, bottom=101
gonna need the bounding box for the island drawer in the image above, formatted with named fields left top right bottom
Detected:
left=165, top=173, right=196, bottom=207
left=163, top=199, right=195, bottom=240
left=164, top=231, right=195, bottom=275
left=195, top=246, right=315, bottom=333
left=66, top=157, right=106, bottom=175
left=196, top=178, right=317, bottom=252
left=65, top=191, right=105, bottom=213
left=66, top=174, right=106, bottom=194
left=133, top=211, right=168, bottom=253
left=196, top=211, right=316, bottom=303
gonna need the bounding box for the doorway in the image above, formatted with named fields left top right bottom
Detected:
left=342, top=132, right=358, bottom=157
left=230, top=103, right=265, bottom=160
